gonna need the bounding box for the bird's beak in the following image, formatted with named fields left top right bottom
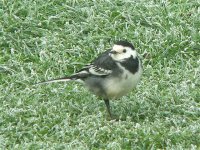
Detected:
left=109, top=50, right=118, bottom=54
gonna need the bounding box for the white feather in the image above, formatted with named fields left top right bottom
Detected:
left=103, top=61, right=142, bottom=99
left=89, top=66, right=112, bottom=76
left=111, top=45, right=137, bottom=61
left=35, top=78, right=71, bottom=85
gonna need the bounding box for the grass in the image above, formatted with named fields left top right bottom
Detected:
left=0, top=0, right=200, bottom=149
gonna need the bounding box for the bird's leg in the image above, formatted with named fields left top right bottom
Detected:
left=104, top=99, right=112, bottom=118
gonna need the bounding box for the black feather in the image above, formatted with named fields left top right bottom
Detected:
left=120, top=56, right=139, bottom=74
left=92, top=50, right=118, bottom=70
left=114, top=41, right=135, bottom=50
left=76, top=50, right=117, bottom=77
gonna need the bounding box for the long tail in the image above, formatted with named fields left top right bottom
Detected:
left=34, top=71, right=89, bottom=85
left=34, top=77, right=72, bottom=85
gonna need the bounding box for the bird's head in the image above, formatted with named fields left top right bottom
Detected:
left=109, top=41, right=137, bottom=62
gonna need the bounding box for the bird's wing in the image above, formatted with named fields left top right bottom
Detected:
left=35, top=50, right=117, bottom=84
left=76, top=50, right=117, bottom=76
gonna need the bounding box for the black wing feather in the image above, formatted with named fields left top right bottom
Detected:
left=76, top=50, right=117, bottom=76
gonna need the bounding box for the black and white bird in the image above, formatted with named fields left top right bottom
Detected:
left=36, top=41, right=143, bottom=118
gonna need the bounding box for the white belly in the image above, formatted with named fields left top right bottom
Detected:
left=104, top=67, right=142, bottom=99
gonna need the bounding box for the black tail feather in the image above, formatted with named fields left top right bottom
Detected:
left=34, top=76, right=72, bottom=85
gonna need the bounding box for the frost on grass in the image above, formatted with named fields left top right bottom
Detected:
left=0, top=0, right=200, bottom=149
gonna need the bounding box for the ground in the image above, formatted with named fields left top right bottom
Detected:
left=0, top=0, right=200, bottom=149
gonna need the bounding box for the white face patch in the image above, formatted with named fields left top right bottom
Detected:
left=110, top=44, right=137, bottom=62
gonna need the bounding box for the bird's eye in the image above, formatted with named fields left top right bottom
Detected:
left=123, top=49, right=126, bottom=53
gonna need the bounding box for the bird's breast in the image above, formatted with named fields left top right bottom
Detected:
left=104, top=67, right=142, bottom=99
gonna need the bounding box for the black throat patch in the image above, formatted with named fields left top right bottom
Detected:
left=120, top=56, right=139, bottom=74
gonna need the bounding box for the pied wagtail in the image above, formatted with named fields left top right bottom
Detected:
left=36, top=41, right=143, bottom=118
